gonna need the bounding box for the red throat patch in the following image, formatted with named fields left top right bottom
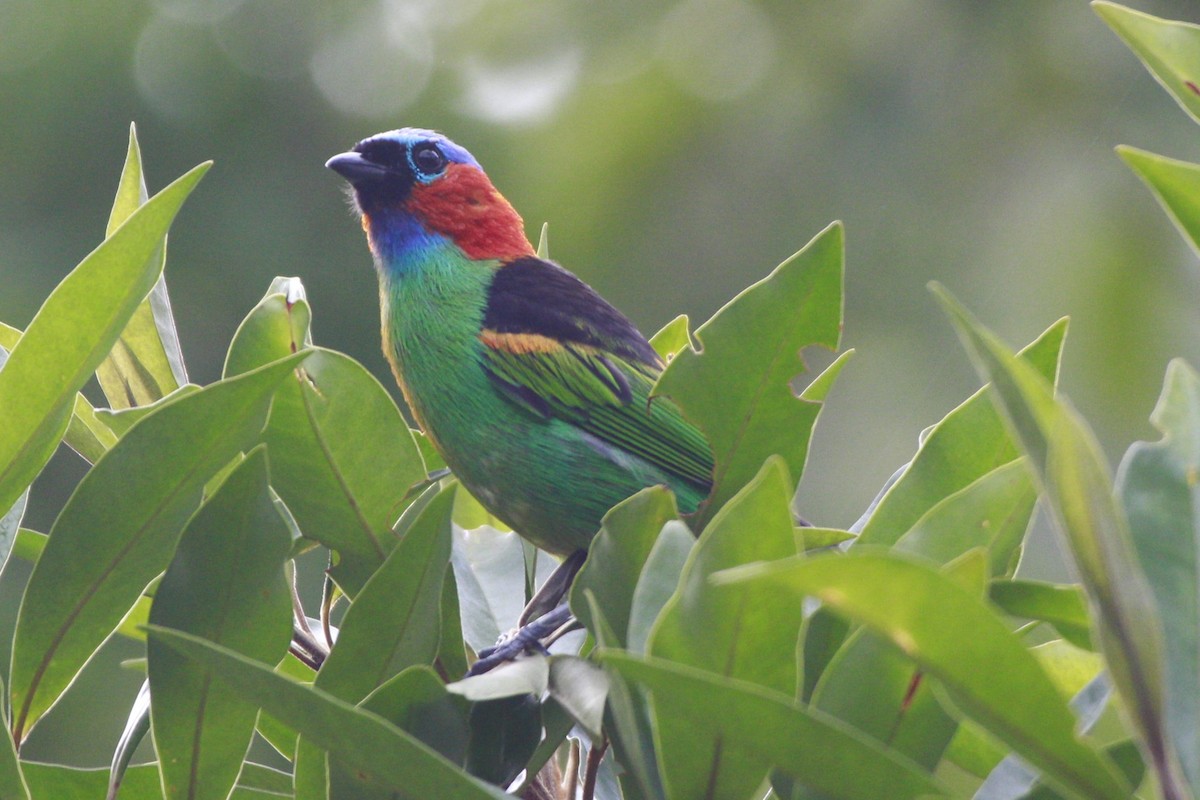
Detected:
left=406, top=163, right=535, bottom=261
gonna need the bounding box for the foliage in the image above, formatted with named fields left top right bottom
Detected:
left=3, top=4, right=1200, bottom=799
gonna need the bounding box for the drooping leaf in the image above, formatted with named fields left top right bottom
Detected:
left=1094, top=2, right=1200, bottom=126
left=1117, top=357, right=1200, bottom=793
left=570, top=486, right=680, bottom=647
left=148, top=448, right=293, bottom=800
left=653, top=222, right=843, bottom=526
left=96, top=123, right=188, bottom=409
left=856, top=318, right=1066, bottom=549
left=719, top=551, right=1131, bottom=800
left=146, top=627, right=508, bottom=800
left=226, top=286, right=426, bottom=595
left=9, top=353, right=305, bottom=744
left=548, top=656, right=608, bottom=739
left=0, top=160, right=209, bottom=515
left=604, top=652, right=945, bottom=800
left=934, top=284, right=1185, bottom=796
left=464, top=694, right=542, bottom=788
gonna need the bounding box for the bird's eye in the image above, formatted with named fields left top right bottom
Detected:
left=410, top=143, right=448, bottom=177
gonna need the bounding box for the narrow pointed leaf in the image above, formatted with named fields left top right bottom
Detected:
left=1118, top=147, right=1200, bottom=260
left=146, top=627, right=508, bottom=800
left=934, top=284, right=1185, bottom=796
left=314, top=483, right=455, bottom=702
left=989, top=581, right=1092, bottom=650
left=1094, top=2, right=1200, bottom=126
left=654, top=222, right=843, bottom=526
left=604, top=652, right=945, bottom=800
left=1117, top=357, right=1200, bottom=793
left=648, top=315, right=691, bottom=361
left=0, top=161, right=209, bottom=514
left=148, top=448, right=293, bottom=800
left=571, top=486, right=680, bottom=646
left=720, top=551, right=1130, bottom=800
left=96, top=124, right=187, bottom=408
left=10, top=353, right=305, bottom=744
left=857, top=319, right=1065, bottom=548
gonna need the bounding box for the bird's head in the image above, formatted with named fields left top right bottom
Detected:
left=326, top=128, right=534, bottom=268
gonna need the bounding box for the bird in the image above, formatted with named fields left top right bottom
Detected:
left=325, top=128, right=712, bottom=580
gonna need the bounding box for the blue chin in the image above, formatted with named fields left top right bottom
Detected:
left=368, top=211, right=454, bottom=275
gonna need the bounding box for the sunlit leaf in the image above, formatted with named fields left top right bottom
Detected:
left=95, top=123, right=188, bottom=409
left=0, top=160, right=209, bottom=515
left=9, top=353, right=305, bottom=744
left=148, top=448, right=293, bottom=800
left=989, top=581, right=1092, bottom=651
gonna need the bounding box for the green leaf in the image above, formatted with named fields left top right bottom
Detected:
left=989, top=581, right=1093, bottom=650
left=893, top=459, right=1037, bottom=576
left=810, top=629, right=955, bottom=772
left=452, top=526, right=529, bottom=653
left=226, top=288, right=426, bottom=595
left=11, top=529, right=46, bottom=565
left=1117, top=357, right=1200, bottom=793
left=146, top=626, right=508, bottom=799
left=0, top=326, right=118, bottom=464
left=571, top=487, right=680, bottom=646
left=625, top=521, right=694, bottom=655
left=295, top=484, right=453, bottom=793
left=0, top=681, right=28, bottom=800
left=24, top=762, right=287, bottom=799
left=1094, top=2, right=1200, bottom=127
left=96, top=123, right=189, bottom=409
left=648, top=462, right=800, bottom=682
left=604, top=652, right=945, bottom=800
left=96, top=384, right=201, bottom=438
left=857, top=318, right=1066, bottom=549
left=437, top=565, right=470, bottom=679
left=0, top=484, right=27, bottom=580
left=719, top=551, right=1130, bottom=800
left=147, top=448, right=293, bottom=800
left=1118, top=147, right=1200, bottom=260
left=648, top=314, right=691, bottom=361
left=0, top=325, right=118, bottom=464
left=0, top=160, right=209, bottom=514
left=934, top=284, right=1185, bottom=796
left=9, top=353, right=305, bottom=744
left=464, top=694, right=541, bottom=787
left=314, top=483, right=455, bottom=702
left=654, top=222, right=843, bottom=526
left=329, top=666, right=471, bottom=799
left=547, top=656, right=608, bottom=739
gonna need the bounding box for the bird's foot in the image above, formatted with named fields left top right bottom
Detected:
left=467, top=603, right=577, bottom=676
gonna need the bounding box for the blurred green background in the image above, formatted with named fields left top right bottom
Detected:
left=4, top=0, right=1200, bottom=768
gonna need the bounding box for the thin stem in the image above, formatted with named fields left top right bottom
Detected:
left=562, top=739, right=580, bottom=800
left=581, top=737, right=608, bottom=800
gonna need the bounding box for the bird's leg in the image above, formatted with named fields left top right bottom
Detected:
left=467, top=548, right=589, bottom=675
left=519, top=549, right=587, bottom=626
left=468, top=603, right=580, bottom=675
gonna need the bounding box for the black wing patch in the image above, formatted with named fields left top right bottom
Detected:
left=484, top=257, right=662, bottom=371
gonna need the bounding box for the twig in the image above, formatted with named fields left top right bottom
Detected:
left=581, top=737, right=608, bottom=800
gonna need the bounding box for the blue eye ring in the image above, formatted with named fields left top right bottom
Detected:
left=409, top=142, right=448, bottom=180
